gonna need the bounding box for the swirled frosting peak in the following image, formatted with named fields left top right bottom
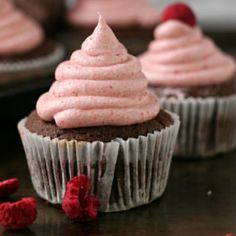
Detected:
left=36, top=15, right=159, bottom=129
left=68, top=0, right=159, bottom=28
left=140, top=20, right=236, bottom=87
left=0, top=0, right=44, bottom=55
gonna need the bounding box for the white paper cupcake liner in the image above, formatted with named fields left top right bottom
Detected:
left=0, top=43, right=65, bottom=73
left=159, top=94, right=236, bottom=158
left=18, top=111, right=180, bottom=212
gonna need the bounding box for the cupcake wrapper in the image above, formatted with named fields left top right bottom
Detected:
left=160, top=95, right=236, bottom=158
left=0, top=43, right=65, bottom=73
left=18, top=112, right=180, bottom=212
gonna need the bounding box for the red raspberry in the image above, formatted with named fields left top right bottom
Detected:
left=0, top=178, right=19, bottom=198
left=62, top=175, right=100, bottom=222
left=162, top=2, right=196, bottom=27
left=0, top=197, right=37, bottom=229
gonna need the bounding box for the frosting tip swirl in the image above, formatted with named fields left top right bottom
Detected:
left=82, top=13, right=126, bottom=56
left=0, top=0, right=44, bottom=55
left=37, top=15, right=160, bottom=128
left=140, top=20, right=236, bottom=87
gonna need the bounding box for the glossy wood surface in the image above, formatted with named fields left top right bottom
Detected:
left=0, top=146, right=235, bottom=236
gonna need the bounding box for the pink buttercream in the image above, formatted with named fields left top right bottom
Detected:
left=140, top=21, right=236, bottom=87
left=36, top=15, right=159, bottom=129
left=0, top=0, right=44, bottom=55
left=68, top=0, right=159, bottom=28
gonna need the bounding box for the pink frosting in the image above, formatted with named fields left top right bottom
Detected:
left=68, top=0, right=159, bottom=28
left=36, top=15, right=159, bottom=129
left=0, top=0, right=44, bottom=55
left=140, top=21, right=236, bottom=87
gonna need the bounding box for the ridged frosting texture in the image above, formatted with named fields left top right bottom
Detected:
left=68, top=0, right=159, bottom=28
left=36, top=15, right=159, bottom=129
left=140, top=21, right=236, bottom=86
left=0, top=0, right=44, bottom=55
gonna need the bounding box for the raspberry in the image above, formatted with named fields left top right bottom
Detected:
left=62, top=175, right=100, bottom=222
left=0, top=178, right=19, bottom=198
left=162, top=2, right=196, bottom=27
left=0, top=197, right=37, bottom=229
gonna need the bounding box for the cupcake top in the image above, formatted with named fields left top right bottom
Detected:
left=36, top=15, right=159, bottom=129
left=140, top=3, right=236, bottom=87
left=0, top=0, right=44, bottom=56
left=68, top=0, right=159, bottom=28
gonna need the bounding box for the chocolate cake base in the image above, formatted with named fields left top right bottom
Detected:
left=18, top=110, right=179, bottom=211
left=151, top=76, right=236, bottom=98
left=60, top=25, right=154, bottom=56
left=25, top=109, right=173, bottom=142
left=0, top=39, right=57, bottom=62
left=0, top=39, right=64, bottom=85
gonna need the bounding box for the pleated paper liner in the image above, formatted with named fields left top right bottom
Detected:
left=159, top=95, right=236, bottom=158
left=18, top=111, right=180, bottom=212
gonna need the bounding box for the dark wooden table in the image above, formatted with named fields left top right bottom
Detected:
left=1, top=144, right=236, bottom=236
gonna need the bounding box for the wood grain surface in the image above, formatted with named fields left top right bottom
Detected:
left=0, top=146, right=235, bottom=236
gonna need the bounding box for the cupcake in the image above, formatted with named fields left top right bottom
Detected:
left=63, top=0, right=159, bottom=55
left=0, top=0, right=65, bottom=85
left=18, top=15, right=180, bottom=212
left=140, top=3, right=236, bottom=158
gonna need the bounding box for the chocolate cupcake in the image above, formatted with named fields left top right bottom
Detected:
left=140, top=3, right=236, bottom=158
left=0, top=0, right=65, bottom=85
left=18, top=15, right=180, bottom=212
left=63, top=0, right=159, bottom=55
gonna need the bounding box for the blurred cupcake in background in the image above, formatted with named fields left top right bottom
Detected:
left=14, top=0, right=65, bottom=30
left=140, top=3, right=236, bottom=158
left=64, top=0, right=159, bottom=55
left=18, top=15, right=180, bottom=212
left=0, top=0, right=65, bottom=85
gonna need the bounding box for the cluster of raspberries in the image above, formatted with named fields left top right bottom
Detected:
left=0, top=178, right=36, bottom=230
left=0, top=175, right=99, bottom=230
